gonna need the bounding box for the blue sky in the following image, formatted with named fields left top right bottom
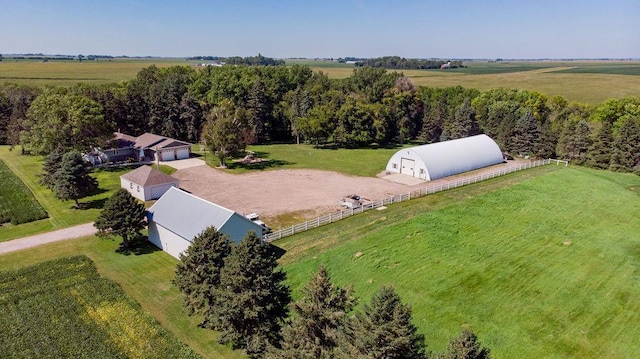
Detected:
left=1, top=0, right=638, bottom=59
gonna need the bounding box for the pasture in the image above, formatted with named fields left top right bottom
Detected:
left=0, top=255, right=200, bottom=358
left=277, top=166, right=640, bottom=358
left=0, top=159, right=47, bottom=225
left=0, top=146, right=131, bottom=241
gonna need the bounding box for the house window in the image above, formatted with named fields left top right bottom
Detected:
left=137, top=185, right=140, bottom=192
left=392, top=163, right=397, bottom=169
left=420, top=169, right=425, bottom=175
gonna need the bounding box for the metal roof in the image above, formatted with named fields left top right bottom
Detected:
left=403, top=134, right=503, bottom=180
left=120, top=165, right=178, bottom=187
left=147, top=187, right=260, bottom=242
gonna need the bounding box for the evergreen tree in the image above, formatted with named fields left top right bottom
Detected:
left=609, top=117, right=640, bottom=172
left=94, top=188, right=146, bottom=248
left=52, top=151, right=98, bottom=208
left=40, top=148, right=64, bottom=189
left=448, top=98, right=480, bottom=140
left=173, top=226, right=232, bottom=326
left=338, top=286, right=426, bottom=359
left=587, top=120, right=614, bottom=169
left=437, top=329, right=491, bottom=359
left=511, top=111, right=539, bottom=156
left=212, top=232, right=291, bottom=355
left=266, top=265, right=355, bottom=359
left=557, top=119, right=592, bottom=164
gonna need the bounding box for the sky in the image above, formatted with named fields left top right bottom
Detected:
left=0, top=0, right=638, bottom=59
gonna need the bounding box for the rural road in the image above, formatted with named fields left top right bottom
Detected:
left=0, top=222, right=97, bottom=255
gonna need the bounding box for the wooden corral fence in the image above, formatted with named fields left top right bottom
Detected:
left=264, top=159, right=567, bottom=242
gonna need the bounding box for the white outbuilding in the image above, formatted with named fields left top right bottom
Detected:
left=120, top=165, right=179, bottom=202
left=385, top=134, right=504, bottom=181
left=147, top=187, right=263, bottom=259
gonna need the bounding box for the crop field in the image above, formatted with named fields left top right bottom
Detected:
left=0, top=255, right=200, bottom=358
left=0, top=159, right=47, bottom=225
left=277, top=166, right=640, bottom=358
left=0, top=146, right=132, bottom=241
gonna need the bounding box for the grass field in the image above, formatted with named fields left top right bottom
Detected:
left=192, top=143, right=405, bottom=177
left=0, top=256, right=201, bottom=358
left=0, top=146, right=132, bottom=241
left=0, top=159, right=48, bottom=225
left=0, top=237, right=243, bottom=359
left=276, top=166, right=640, bottom=358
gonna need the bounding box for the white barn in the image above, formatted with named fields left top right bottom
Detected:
left=147, top=187, right=263, bottom=259
left=120, top=165, right=179, bottom=202
left=385, top=134, right=503, bottom=181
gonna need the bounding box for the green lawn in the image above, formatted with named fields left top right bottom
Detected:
left=0, top=256, right=201, bottom=358
left=0, top=158, right=48, bottom=225
left=0, top=146, right=130, bottom=241
left=192, top=143, right=406, bottom=177
left=0, top=237, right=243, bottom=359
left=276, top=166, right=640, bottom=358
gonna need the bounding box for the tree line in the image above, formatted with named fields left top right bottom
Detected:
left=173, top=226, right=491, bottom=358
left=1, top=64, right=638, bottom=173
left=355, top=56, right=465, bottom=70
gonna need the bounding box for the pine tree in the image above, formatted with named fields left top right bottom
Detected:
left=52, top=151, right=98, bottom=208
left=94, top=188, right=146, bottom=249
left=439, top=329, right=491, bottom=359
left=448, top=98, right=480, bottom=140
left=609, top=117, right=640, bottom=172
left=212, top=232, right=291, bottom=355
left=40, top=148, right=64, bottom=189
left=557, top=119, right=591, bottom=164
left=173, top=226, right=232, bottom=327
left=339, top=286, right=426, bottom=359
left=587, top=120, right=614, bottom=169
left=511, top=111, right=539, bottom=156
left=266, top=265, right=355, bottom=359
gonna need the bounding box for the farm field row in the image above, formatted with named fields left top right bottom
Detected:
left=2, top=59, right=639, bottom=103
left=0, top=256, right=200, bottom=358
left=0, top=159, right=47, bottom=225
left=276, top=166, right=640, bottom=358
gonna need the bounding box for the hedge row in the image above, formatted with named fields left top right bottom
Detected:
left=0, top=256, right=201, bottom=358
left=0, top=159, right=48, bottom=225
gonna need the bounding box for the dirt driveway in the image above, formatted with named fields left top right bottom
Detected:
left=173, top=160, right=528, bottom=223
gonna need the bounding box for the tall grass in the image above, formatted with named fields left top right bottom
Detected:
left=0, top=159, right=48, bottom=225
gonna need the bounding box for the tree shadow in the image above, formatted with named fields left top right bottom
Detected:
left=83, top=197, right=109, bottom=210
left=267, top=243, right=286, bottom=260
left=115, top=236, right=161, bottom=256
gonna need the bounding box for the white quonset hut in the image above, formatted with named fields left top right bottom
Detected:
left=120, top=165, right=179, bottom=202
left=385, top=134, right=503, bottom=181
left=147, top=187, right=263, bottom=259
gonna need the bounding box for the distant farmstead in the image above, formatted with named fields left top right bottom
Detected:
left=147, top=187, right=264, bottom=259
left=385, top=134, right=504, bottom=181
left=120, top=165, right=179, bottom=202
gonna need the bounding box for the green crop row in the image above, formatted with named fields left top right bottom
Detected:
left=0, top=158, right=48, bottom=225
left=0, top=256, right=201, bottom=358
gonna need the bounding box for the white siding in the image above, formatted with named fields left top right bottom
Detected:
left=148, top=222, right=192, bottom=259
left=120, top=178, right=145, bottom=202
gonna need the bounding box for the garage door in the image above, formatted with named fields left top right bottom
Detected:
left=400, top=158, right=415, bottom=177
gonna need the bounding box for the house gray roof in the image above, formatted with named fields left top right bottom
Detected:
left=147, top=187, right=261, bottom=242
left=120, top=165, right=179, bottom=187
left=134, top=133, right=167, bottom=149
left=155, top=138, right=191, bottom=149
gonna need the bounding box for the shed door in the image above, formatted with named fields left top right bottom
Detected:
left=400, top=158, right=415, bottom=177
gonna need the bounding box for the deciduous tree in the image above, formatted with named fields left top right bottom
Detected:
left=201, top=100, right=248, bottom=167
left=94, top=188, right=146, bottom=248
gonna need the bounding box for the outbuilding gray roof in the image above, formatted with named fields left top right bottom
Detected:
left=120, top=165, right=178, bottom=187
left=147, top=187, right=261, bottom=242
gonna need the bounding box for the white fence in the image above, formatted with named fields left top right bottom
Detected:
left=264, top=159, right=566, bottom=242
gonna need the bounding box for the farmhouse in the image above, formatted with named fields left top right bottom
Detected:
left=120, top=165, right=179, bottom=202
left=385, top=134, right=504, bottom=181
left=147, top=187, right=263, bottom=259
left=84, top=132, right=192, bottom=164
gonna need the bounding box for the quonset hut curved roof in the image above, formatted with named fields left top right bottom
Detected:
left=386, top=134, right=503, bottom=181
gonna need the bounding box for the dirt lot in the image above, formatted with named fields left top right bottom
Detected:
left=173, top=159, right=531, bottom=225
